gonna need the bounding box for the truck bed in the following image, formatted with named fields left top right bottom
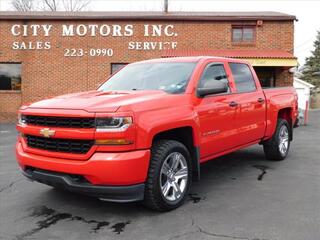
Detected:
left=262, top=86, right=298, bottom=139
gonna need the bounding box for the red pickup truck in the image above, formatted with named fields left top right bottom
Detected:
left=16, top=56, right=298, bottom=211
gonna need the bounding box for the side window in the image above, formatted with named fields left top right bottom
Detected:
left=229, top=63, right=256, bottom=93
left=198, top=64, right=230, bottom=93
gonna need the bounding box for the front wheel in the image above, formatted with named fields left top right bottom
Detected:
left=263, top=118, right=291, bottom=161
left=144, top=140, right=192, bottom=211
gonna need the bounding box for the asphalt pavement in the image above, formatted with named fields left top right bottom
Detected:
left=0, top=110, right=319, bottom=240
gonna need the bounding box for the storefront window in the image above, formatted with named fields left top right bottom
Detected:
left=255, top=67, right=276, bottom=88
left=0, top=63, right=21, bottom=91
left=232, top=26, right=255, bottom=43
left=111, top=63, right=128, bottom=74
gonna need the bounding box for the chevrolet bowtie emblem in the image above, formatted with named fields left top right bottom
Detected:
left=40, top=128, right=55, bottom=138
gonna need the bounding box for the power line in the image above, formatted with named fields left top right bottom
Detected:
left=294, top=37, right=315, bottom=50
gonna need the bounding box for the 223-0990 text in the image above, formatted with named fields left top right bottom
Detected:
left=64, top=48, right=114, bottom=57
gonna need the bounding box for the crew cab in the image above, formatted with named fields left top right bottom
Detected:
left=16, top=57, right=298, bottom=211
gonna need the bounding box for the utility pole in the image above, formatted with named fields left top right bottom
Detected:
left=164, top=0, right=168, bottom=13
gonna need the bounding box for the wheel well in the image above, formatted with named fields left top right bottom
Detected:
left=153, top=127, right=200, bottom=181
left=278, top=108, right=293, bottom=141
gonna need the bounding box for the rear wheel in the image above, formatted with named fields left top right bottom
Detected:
left=263, top=118, right=291, bottom=161
left=144, top=140, right=192, bottom=211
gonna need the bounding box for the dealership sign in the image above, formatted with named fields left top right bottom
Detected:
left=10, top=24, right=178, bottom=56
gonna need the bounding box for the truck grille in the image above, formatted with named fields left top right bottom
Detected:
left=26, top=135, right=94, bottom=154
left=22, top=115, right=95, bottom=128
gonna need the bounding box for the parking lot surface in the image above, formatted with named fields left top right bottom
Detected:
left=0, top=111, right=319, bottom=240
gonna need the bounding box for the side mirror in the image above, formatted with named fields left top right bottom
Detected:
left=197, top=80, right=228, bottom=97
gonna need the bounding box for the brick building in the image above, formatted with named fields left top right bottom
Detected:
left=0, top=11, right=297, bottom=122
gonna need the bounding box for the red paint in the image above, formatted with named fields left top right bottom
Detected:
left=16, top=141, right=150, bottom=185
left=304, top=100, right=309, bottom=125
left=16, top=56, right=298, bottom=186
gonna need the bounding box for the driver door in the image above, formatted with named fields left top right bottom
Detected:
left=195, top=62, right=239, bottom=159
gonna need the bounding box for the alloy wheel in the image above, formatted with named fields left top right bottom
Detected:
left=160, top=152, right=188, bottom=202
left=279, top=125, right=289, bottom=156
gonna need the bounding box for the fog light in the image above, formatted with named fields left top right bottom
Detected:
left=95, top=139, right=133, bottom=145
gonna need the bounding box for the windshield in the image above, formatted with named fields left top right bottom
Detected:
left=99, top=62, right=197, bottom=94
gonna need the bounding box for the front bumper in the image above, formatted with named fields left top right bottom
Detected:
left=16, top=142, right=150, bottom=202
left=22, top=167, right=145, bottom=202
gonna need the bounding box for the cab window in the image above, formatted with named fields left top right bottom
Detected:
left=229, top=63, right=256, bottom=92
left=198, top=64, right=230, bottom=93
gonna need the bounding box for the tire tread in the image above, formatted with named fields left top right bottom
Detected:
left=263, top=118, right=291, bottom=161
left=144, top=140, right=191, bottom=211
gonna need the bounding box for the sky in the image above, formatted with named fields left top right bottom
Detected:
left=0, top=0, right=319, bottom=66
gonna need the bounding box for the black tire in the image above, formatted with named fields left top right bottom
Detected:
left=143, top=140, right=192, bottom=211
left=263, top=118, right=291, bottom=161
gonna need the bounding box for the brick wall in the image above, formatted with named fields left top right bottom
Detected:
left=275, top=68, right=294, bottom=87
left=0, top=91, right=21, bottom=122
left=0, top=19, right=294, bottom=122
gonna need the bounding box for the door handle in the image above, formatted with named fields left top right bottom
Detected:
left=257, top=98, right=265, bottom=103
left=229, top=101, right=238, bottom=107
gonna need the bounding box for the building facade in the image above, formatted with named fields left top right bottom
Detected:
left=0, top=11, right=297, bottom=122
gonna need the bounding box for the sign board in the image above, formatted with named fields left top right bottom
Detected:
left=9, top=24, right=179, bottom=57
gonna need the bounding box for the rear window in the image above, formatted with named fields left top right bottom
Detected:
left=229, top=63, right=256, bottom=93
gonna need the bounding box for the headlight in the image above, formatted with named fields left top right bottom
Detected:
left=95, top=117, right=132, bottom=132
left=18, top=113, right=26, bottom=125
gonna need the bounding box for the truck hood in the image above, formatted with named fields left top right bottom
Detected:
left=26, top=90, right=180, bottom=113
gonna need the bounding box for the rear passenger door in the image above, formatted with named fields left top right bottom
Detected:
left=228, top=62, right=266, bottom=145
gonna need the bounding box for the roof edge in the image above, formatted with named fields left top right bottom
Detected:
left=294, top=78, right=315, bottom=88
left=162, top=49, right=297, bottom=59
left=0, top=11, right=297, bottom=21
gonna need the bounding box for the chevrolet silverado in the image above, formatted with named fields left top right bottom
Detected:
left=16, top=56, right=298, bottom=211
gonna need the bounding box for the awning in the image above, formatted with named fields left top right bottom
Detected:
left=162, top=49, right=298, bottom=67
